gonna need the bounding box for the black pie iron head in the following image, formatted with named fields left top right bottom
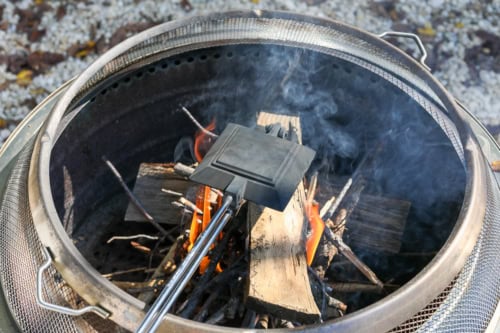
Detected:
left=189, top=123, right=316, bottom=211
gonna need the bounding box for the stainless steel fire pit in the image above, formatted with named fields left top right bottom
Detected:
left=0, top=11, right=498, bottom=333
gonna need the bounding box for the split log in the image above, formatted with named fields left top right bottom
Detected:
left=345, top=194, right=411, bottom=254
left=125, top=163, right=191, bottom=224
left=319, top=176, right=410, bottom=254
left=246, top=112, right=321, bottom=324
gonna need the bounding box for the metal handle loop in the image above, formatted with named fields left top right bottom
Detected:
left=37, top=247, right=110, bottom=319
left=378, top=31, right=431, bottom=71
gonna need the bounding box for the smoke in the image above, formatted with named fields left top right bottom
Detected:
left=182, top=44, right=466, bottom=289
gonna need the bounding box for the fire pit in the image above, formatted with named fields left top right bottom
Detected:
left=0, top=11, right=499, bottom=333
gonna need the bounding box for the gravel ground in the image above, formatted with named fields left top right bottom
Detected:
left=0, top=0, right=499, bottom=145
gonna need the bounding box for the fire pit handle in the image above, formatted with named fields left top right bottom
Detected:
left=37, top=247, right=110, bottom=319
left=378, top=31, right=431, bottom=71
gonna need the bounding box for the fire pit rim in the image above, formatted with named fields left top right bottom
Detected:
left=27, top=10, right=488, bottom=332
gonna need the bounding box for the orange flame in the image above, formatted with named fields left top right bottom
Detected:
left=194, top=119, right=216, bottom=162
left=305, top=202, right=325, bottom=266
left=187, top=187, right=205, bottom=251
left=188, top=120, right=223, bottom=274
left=186, top=186, right=224, bottom=274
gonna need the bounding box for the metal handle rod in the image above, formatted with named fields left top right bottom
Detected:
left=37, top=247, right=110, bottom=318
left=378, top=31, right=431, bottom=71
left=136, top=196, right=233, bottom=333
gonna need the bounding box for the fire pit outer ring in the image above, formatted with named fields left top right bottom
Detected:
left=25, top=11, right=493, bottom=332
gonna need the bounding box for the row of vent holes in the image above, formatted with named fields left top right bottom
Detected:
left=89, top=51, right=248, bottom=103
left=89, top=50, right=379, bottom=101
left=331, top=62, right=380, bottom=83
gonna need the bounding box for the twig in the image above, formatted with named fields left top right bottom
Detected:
left=178, top=223, right=240, bottom=318
left=308, top=266, right=327, bottom=315
left=171, top=201, right=188, bottom=210
left=278, top=320, right=295, bottom=328
left=320, top=196, right=336, bottom=219
left=324, top=178, right=352, bottom=220
left=161, top=188, right=183, bottom=197
left=102, top=156, right=168, bottom=237
left=256, top=314, right=269, bottom=329
left=211, top=188, right=224, bottom=197
left=102, top=267, right=155, bottom=279
left=131, top=241, right=152, bottom=254
left=241, top=310, right=257, bottom=328
left=306, top=171, right=318, bottom=207
left=331, top=208, right=348, bottom=234
left=138, top=236, right=183, bottom=304
left=326, top=294, right=347, bottom=312
left=225, top=297, right=240, bottom=320
left=107, top=234, right=159, bottom=243
left=147, top=228, right=180, bottom=271
left=205, top=304, right=227, bottom=325
left=127, top=286, right=158, bottom=294
left=178, top=197, right=203, bottom=215
left=112, top=280, right=160, bottom=290
left=328, top=282, right=399, bottom=294
left=324, top=229, right=383, bottom=288
left=181, top=106, right=218, bottom=138
left=174, top=162, right=195, bottom=177
left=192, top=283, right=225, bottom=322
left=280, top=51, right=303, bottom=88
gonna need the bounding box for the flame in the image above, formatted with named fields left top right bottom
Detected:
left=187, top=187, right=205, bottom=251
left=305, top=202, right=326, bottom=266
left=194, top=119, right=216, bottom=162
left=187, top=120, right=223, bottom=273
left=201, top=186, right=212, bottom=230
left=186, top=185, right=224, bottom=274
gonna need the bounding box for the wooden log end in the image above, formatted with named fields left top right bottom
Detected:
left=246, top=296, right=321, bottom=324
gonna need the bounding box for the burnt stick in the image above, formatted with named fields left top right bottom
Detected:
left=178, top=222, right=239, bottom=318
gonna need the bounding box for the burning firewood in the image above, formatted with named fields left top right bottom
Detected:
left=246, top=112, right=321, bottom=324
left=138, top=236, right=183, bottom=304
left=111, top=114, right=417, bottom=329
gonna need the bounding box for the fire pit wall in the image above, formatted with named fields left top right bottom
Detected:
left=49, top=44, right=466, bottom=314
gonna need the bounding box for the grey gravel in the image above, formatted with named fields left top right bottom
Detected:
left=0, top=0, right=499, bottom=144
